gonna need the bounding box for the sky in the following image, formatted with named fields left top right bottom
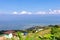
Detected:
left=0, top=0, right=60, bottom=30
left=0, top=0, right=60, bottom=15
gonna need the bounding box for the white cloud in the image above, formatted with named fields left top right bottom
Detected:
left=12, top=9, right=60, bottom=15
left=13, top=11, right=18, bottom=14
left=12, top=11, right=32, bottom=15
left=48, top=9, right=55, bottom=14
left=56, top=10, right=60, bottom=13
left=36, top=9, right=60, bottom=15
left=36, top=11, right=46, bottom=14
left=19, top=11, right=32, bottom=15
left=27, top=12, right=32, bottom=14
left=20, top=11, right=27, bottom=14
left=48, top=9, right=60, bottom=14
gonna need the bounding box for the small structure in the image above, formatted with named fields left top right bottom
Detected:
left=3, top=30, right=16, bottom=38
left=36, top=29, right=43, bottom=32
left=24, top=32, right=28, bottom=35
left=3, top=30, right=15, bottom=34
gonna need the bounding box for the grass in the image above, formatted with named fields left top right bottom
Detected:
left=2, top=25, right=60, bottom=40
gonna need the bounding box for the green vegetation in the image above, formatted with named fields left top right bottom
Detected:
left=15, top=25, right=60, bottom=40
left=0, top=25, right=60, bottom=40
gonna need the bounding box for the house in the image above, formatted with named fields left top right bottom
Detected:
left=24, top=32, right=28, bottom=35
left=3, top=30, right=16, bottom=38
left=36, top=29, right=43, bottom=32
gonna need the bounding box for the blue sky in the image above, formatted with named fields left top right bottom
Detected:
left=0, top=0, right=60, bottom=14
left=0, top=0, right=60, bottom=29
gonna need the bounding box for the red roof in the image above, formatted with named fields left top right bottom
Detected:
left=4, top=30, right=15, bottom=34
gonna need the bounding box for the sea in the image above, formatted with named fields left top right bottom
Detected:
left=0, top=14, right=60, bottom=30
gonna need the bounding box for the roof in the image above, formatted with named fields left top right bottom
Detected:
left=3, top=30, right=15, bottom=34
